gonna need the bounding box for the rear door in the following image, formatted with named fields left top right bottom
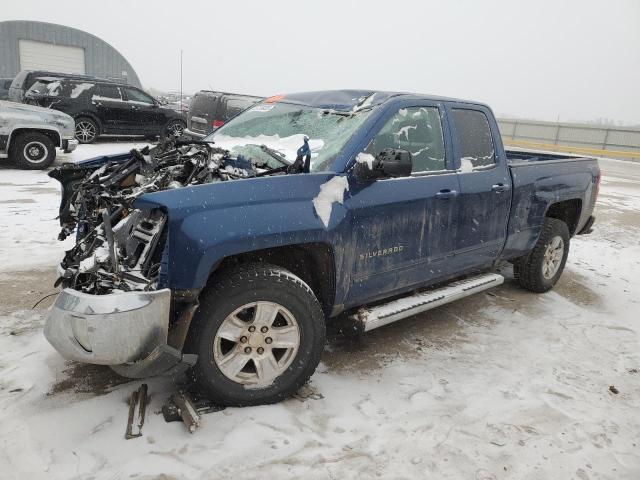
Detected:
left=448, top=104, right=512, bottom=270
left=93, top=84, right=127, bottom=133
left=344, top=103, right=461, bottom=307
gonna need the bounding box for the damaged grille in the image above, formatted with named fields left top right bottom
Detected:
left=50, top=138, right=283, bottom=295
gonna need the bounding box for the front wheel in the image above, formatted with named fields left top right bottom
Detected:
left=164, top=120, right=185, bottom=138
left=513, top=217, right=570, bottom=293
left=186, top=263, right=326, bottom=406
left=10, top=132, right=56, bottom=169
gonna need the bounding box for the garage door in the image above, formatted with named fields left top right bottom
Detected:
left=19, top=39, right=86, bottom=74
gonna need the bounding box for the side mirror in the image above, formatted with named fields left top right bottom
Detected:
left=354, top=148, right=413, bottom=183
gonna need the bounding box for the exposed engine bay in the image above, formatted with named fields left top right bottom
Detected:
left=50, top=139, right=296, bottom=295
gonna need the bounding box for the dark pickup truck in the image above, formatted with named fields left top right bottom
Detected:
left=44, top=90, right=600, bottom=406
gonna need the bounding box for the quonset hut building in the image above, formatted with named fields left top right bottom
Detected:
left=0, top=20, right=142, bottom=87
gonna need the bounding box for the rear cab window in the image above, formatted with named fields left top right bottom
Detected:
left=366, top=106, right=446, bottom=174
left=451, top=108, right=496, bottom=171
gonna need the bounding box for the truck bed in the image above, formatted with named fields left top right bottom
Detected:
left=500, top=148, right=599, bottom=260
left=505, top=148, right=589, bottom=164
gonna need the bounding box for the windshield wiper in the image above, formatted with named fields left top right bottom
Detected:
left=241, top=143, right=291, bottom=166
left=260, top=144, right=291, bottom=165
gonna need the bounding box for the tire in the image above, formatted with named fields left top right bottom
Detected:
left=513, top=217, right=570, bottom=293
left=164, top=120, right=185, bottom=138
left=74, top=117, right=99, bottom=144
left=9, top=132, right=56, bottom=170
left=186, top=263, right=326, bottom=406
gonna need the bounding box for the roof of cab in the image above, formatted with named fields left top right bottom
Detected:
left=276, top=89, right=481, bottom=111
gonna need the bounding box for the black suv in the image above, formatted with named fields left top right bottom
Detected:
left=8, top=70, right=105, bottom=103
left=184, top=91, right=263, bottom=138
left=23, top=76, right=185, bottom=144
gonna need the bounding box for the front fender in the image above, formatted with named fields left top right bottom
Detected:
left=134, top=172, right=347, bottom=290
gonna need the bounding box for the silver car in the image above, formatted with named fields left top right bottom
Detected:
left=0, top=100, right=78, bottom=169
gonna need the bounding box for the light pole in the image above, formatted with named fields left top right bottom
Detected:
left=180, top=49, right=183, bottom=112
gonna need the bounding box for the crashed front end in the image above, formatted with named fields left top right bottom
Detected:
left=44, top=139, right=271, bottom=377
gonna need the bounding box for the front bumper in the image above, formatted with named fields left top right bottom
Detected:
left=44, top=288, right=196, bottom=377
left=61, top=138, right=79, bottom=153
left=44, top=288, right=197, bottom=378
left=45, top=288, right=172, bottom=365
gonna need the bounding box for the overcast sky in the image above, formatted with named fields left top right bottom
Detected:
left=3, top=0, right=639, bottom=124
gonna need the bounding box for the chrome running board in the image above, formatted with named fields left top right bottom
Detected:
left=351, top=273, right=504, bottom=332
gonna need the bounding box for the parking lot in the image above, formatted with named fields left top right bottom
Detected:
left=0, top=143, right=638, bottom=479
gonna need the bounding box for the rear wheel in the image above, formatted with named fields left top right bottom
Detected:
left=164, top=120, right=185, bottom=138
left=513, top=217, right=570, bottom=293
left=10, top=132, right=56, bottom=170
left=74, top=117, right=99, bottom=144
left=186, top=263, right=326, bottom=406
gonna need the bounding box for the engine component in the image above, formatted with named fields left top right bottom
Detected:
left=50, top=138, right=284, bottom=295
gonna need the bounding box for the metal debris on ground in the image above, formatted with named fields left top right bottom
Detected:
left=48, top=138, right=290, bottom=295
left=125, top=383, right=148, bottom=439
left=162, top=389, right=225, bottom=432
left=162, top=391, right=202, bottom=433
left=293, top=383, right=325, bottom=402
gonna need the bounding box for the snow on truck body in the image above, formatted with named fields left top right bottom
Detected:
left=43, top=90, right=600, bottom=402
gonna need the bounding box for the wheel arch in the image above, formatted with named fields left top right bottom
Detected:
left=74, top=113, right=103, bottom=134
left=168, top=242, right=336, bottom=353
left=211, top=243, right=336, bottom=315
left=544, top=198, right=582, bottom=235
left=8, top=127, right=61, bottom=149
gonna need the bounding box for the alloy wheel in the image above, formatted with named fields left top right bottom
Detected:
left=75, top=121, right=97, bottom=143
left=542, top=235, right=564, bottom=279
left=167, top=122, right=184, bottom=137
left=213, top=301, right=301, bottom=388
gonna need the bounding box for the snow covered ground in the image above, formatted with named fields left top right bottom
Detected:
left=0, top=145, right=639, bottom=479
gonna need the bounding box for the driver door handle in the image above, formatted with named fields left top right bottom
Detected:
left=436, top=189, right=458, bottom=199
left=491, top=183, right=511, bottom=192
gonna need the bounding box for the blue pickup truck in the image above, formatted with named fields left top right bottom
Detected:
left=44, top=90, right=600, bottom=406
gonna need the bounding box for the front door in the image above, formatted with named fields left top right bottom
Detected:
left=448, top=105, right=512, bottom=271
left=343, top=104, right=460, bottom=307
left=122, top=87, right=163, bottom=134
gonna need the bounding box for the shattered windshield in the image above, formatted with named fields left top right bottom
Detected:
left=206, top=102, right=373, bottom=172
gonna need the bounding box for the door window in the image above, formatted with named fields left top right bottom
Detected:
left=124, top=87, right=155, bottom=105
left=96, top=84, right=122, bottom=100
left=366, top=107, right=445, bottom=173
left=223, top=97, right=257, bottom=120
left=451, top=109, right=495, bottom=170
